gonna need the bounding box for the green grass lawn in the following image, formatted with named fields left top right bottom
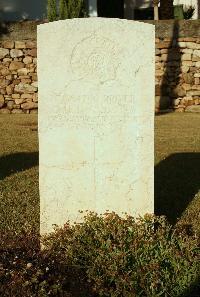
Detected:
left=0, top=113, right=200, bottom=248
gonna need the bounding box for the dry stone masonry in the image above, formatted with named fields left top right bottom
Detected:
left=0, top=40, right=38, bottom=114
left=155, top=37, right=200, bottom=113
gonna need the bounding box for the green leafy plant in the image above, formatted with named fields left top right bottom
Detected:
left=0, top=213, right=199, bottom=296
left=59, top=0, right=86, bottom=19
left=42, top=212, right=200, bottom=297
left=47, top=0, right=57, bottom=22
left=59, top=0, right=68, bottom=19
left=47, top=0, right=87, bottom=22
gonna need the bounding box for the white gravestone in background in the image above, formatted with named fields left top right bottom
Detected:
left=38, top=18, right=155, bottom=235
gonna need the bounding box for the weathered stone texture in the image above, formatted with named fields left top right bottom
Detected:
left=38, top=18, right=155, bottom=234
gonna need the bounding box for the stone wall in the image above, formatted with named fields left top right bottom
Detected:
left=0, top=20, right=200, bottom=114
left=155, top=37, right=200, bottom=112
left=0, top=39, right=37, bottom=114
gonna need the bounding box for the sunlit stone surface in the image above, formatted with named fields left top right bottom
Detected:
left=38, top=18, right=155, bottom=234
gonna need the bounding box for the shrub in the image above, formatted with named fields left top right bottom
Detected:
left=47, top=0, right=87, bottom=22
left=47, top=0, right=57, bottom=22
left=42, top=212, right=200, bottom=297
left=59, top=0, right=86, bottom=19
left=0, top=213, right=199, bottom=296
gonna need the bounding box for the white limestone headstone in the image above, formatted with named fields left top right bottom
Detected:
left=38, top=18, right=155, bottom=235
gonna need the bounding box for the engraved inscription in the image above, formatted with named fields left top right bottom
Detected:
left=65, top=95, right=135, bottom=134
left=40, top=95, right=135, bottom=135
left=70, top=34, right=121, bottom=84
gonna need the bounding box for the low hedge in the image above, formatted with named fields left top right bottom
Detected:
left=0, top=213, right=199, bottom=296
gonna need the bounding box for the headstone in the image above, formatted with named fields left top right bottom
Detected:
left=38, top=18, right=155, bottom=235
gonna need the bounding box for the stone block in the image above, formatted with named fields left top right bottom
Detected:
left=0, top=67, right=10, bottom=76
left=177, top=41, right=186, bottom=47
left=21, top=102, right=38, bottom=110
left=185, top=105, right=200, bottom=112
left=172, top=98, right=180, bottom=106
left=14, top=82, right=37, bottom=93
left=155, top=49, right=161, bottom=55
left=33, top=93, right=38, bottom=102
left=30, top=109, right=38, bottom=114
left=192, top=85, right=200, bottom=90
left=181, top=54, right=191, bottom=61
left=0, top=79, right=10, bottom=88
left=156, top=41, right=171, bottom=49
left=160, top=54, right=168, bottom=61
left=181, top=66, right=189, bottom=73
left=17, top=68, right=28, bottom=76
left=15, top=41, right=26, bottom=49
left=6, top=101, right=14, bottom=110
left=26, top=41, right=36, bottom=49
left=192, top=56, right=200, bottom=62
left=182, top=83, right=192, bottom=91
left=11, top=109, right=23, bottom=114
left=21, top=78, right=32, bottom=84
left=6, top=84, right=14, bottom=95
left=14, top=98, right=24, bottom=104
left=3, top=59, right=12, bottom=65
left=12, top=94, right=20, bottom=99
left=171, top=85, right=186, bottom=97
left=0, top=108, right=10, bottom=114
left=181, top=48, right=193, bottom=54
left=10, top=49, right=23, bottom=58
left=13, top=104, right=21, bottom=109
left=21, top=93, right=33, bottom=99
left=194, top=50, right=200, bottom=57
left=5, top=75, right=12, bottom=80
left=26, top=49, right=37, bottom=57
left=196, top=61, right=200, bottom=67
left=0, top=48, right=9, bottom=59
left=23, top=56, right=32, bottom=64
left=9, top=61, right=24, bottom=70
left=187, top=90, right=200, bottom=96
left=31, top=81, right=38, bottom=88
left=183, top=73, right=194, bottom=84
left=0, top=94, right=4, bottom=108
left=38, top=18, right=155, bottom=234
left=0, top=88, right=6, bottom=95
left=3, top=41, right=14, bottom=49
left=186, top=42, right=200, bottom=50
left=184, top=38, right=197, bottom=42
left=181, top=61, right=193, bottom=67
left=174, top=107, right=185, bottom=112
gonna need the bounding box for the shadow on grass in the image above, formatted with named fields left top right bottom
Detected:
left=155, top=152, right=200, bottom=225
left=0, top=152, right=38, bottom=180
left=179, top=277, right=200, bottom=297
left=155, top=153, right=200, bottom=296
left=0, top=152, right=39, bottom=250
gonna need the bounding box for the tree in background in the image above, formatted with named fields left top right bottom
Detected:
left=47, top=0, right=86, bottom=21
left=153, top=0, right=160, bottom=20
left=59, top=0, right=68, bottom=19
left=160, top=0, right=174, bottom=19
left=47, top=0, right=57, bottom=22
left=66, top=0, right=86, bottom=18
